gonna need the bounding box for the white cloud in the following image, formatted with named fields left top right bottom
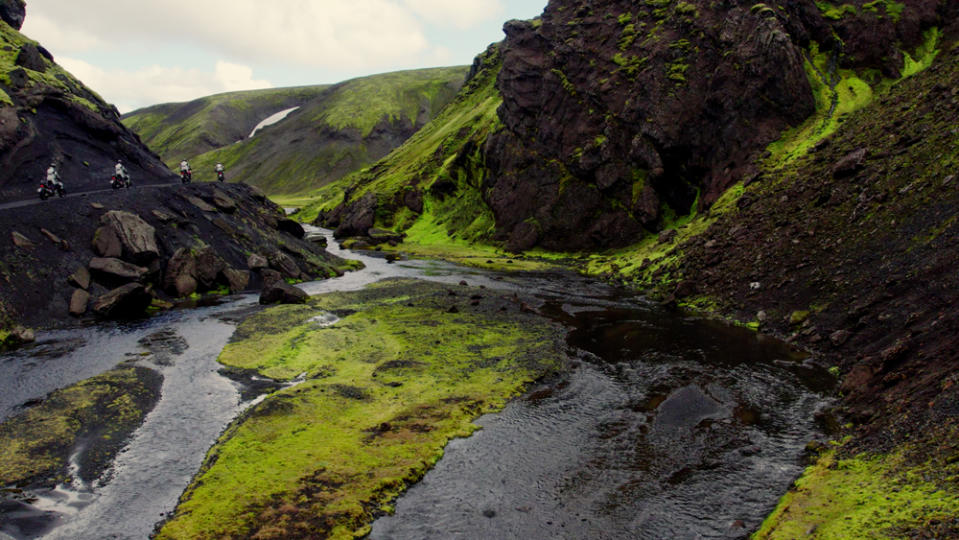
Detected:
left=23, top=0, right=434, bottom=71
left=58, top=57, right=273, bottom=113
left=403, top=0, right=504, bottom=29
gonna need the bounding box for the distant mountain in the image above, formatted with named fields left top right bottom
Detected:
left=122, top=85, right=331, bottom=164
left=0, top=3, right=176, bottom=201
left=124, top=67, right=468, bottom=196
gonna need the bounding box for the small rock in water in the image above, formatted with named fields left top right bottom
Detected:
left=482, top=509, right=496, bottom=519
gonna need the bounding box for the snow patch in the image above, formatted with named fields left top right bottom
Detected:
left=249, top=107, right=299, bottom=138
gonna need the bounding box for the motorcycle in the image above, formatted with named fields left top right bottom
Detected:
left=216, top=170, right=225, bottom=182
left=180, top=169, right=192, bottom=184
left=111, top=175, right=132, bottom=189
left=38, top=182, right=64, bottom=200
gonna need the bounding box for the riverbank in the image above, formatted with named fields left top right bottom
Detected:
left=156, top=279, right=569, bottom=539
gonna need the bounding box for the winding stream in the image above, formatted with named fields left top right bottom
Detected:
left=0, top=230, right=833, bottom=539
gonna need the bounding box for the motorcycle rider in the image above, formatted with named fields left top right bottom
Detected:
left=180, top=159, right=192, bottom=181
left=46, top=162, right=63, bottom=192
left=215, top=162, right=225, bottom=181
left=115, top=160, right=130, bottom=185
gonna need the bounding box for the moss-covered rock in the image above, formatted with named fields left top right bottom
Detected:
left=156, top=279, right=567, bottom=539
left=0, top=366, right=163, bottom=488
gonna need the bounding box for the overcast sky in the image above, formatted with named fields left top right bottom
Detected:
left=21, top=0, right=546, bottom=113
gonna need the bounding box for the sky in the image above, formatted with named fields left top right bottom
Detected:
left=21, top=0, right=547, bottom=113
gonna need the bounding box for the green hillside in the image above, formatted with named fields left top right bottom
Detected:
left=299, top=48, right=502, bottom=244
left=122, top=85, right=330, bottom=163
left=186, top=66, right=468, bottom=196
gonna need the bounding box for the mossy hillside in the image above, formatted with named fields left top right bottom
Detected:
left=122, top=85, right=331, bottom=164
left=0, top=366, right=162, bottom=488
left=157, top=279, right=567, bottom=539
left=169, top=67, right=468, bottom=196
left=313, top=67, right=467, bottom=137
left=755, top=428, right=959, bottom=539
left=0, top=19, right=108, bottom=114
left=299, top=48, right=505, bottom=256
left=580, top=33, right=948, bottom=296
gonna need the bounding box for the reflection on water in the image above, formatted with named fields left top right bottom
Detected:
left=371, top=301, right=834, bottom=539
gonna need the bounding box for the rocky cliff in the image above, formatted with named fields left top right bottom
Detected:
left=0, top=3, right=176, bottom=201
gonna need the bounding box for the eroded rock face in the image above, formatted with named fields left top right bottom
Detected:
left=89, top=257, right=149, bottom=283
left=479, top=0, right=943, bottom=250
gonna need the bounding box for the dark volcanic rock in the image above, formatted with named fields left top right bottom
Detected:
left=15, top=43, right=47, bottom=72
left=335, top=192, right=377, bottom=238
left=163, top=248, right=198, bottom=297
left=277, top=218, right=305, bottom=239
left=833, top=148, right=869, bottom=179
left=92, top=283, right=153, bottom=319
left=0, top=0, right=25, bottom=29
left=100, top=211, right=159, bottom=263
left=69, top=289, right=90, bottom=317
left=221, top=268, right=250, bottom=293
left=89, top=257, right=149, bottom=283
left=68, top=266, right=91, bottom=290
left=92, top=226, right=123, bottom=258
left=476, top=0, right=944, bottom=250
left=259, top=282, right=309, bottom=305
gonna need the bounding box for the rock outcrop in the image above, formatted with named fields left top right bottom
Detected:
left=0, top=183, right=354, bottom=327
left=259, top=282, right=309, bottom=305
left=0, top=0, right=25, bottom=30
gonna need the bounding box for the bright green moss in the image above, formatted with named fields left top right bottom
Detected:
left=862, top=0, right=905, bottom=22
left=755, top=441, right=959, bottom=539
left=157, top=280, right=566, bottom=539
left=0, top=367, right=161, bottom=487
left=901, top=27, right=941, bottom=78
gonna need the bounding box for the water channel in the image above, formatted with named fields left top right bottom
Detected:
left=0, top=229, right=834, bottom=539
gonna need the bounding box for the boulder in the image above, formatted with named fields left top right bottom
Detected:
left=304, top=230, right=328, bottom=247
left=15, top=43, right=47, bottom=72
left=194, top=247, right=227, bottom=288
left=89, top=257, right=149, bottom=283
left=221, top=268, right=251, bottom=293
left=211, top=191, right=237, bottom=213
left=100, top=211, right=159, bottom=263
left=334, top=192, right=377, bottom=238
left=833, top=148, right=869, bottom=179
left=259, top=282, right=309, bottom=305
left=185, top=195, right=218, bottom=213
left=92, top=284, right=153, bottom=319
left=92, top=226, right=123, bottom=258
left=10, top=231, right=34, bottom=249
left=69, top=289, right=91, bottom=317
left=8, top=326, right=35, bottom=345
left=277, top=219, right=305, bottom=239
left=151, top=209, right=177, bottom=222
left=368, top=228, right=405, bottom=246
left=68, top=266, right=92, bottom=290
left=0, top=0, right=25, bottom=29
left=163, top=248, right=198, bottom=297
left=247, top=253, right=269, bottom=271
left=259, top=269, right=283, bottom=287
left=268, top=250, right=303, bottom=280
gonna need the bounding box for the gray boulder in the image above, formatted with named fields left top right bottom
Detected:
left=259, top=282, right=309, bottom=305
left=100, top=211, right=159, bottom=263
left=70, top=289, right=90, bottom=317
left=92, top=226, right=123, bottom=258
left=163, top=248, right=198, bottom=297
left=89, top=257, right=149, bottom=283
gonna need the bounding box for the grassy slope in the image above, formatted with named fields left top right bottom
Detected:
left=122, top=85, right=330, bottom=164
left=0, top=20, right=108, bottom=114
left=297, top=47, right=541, bottom=271
left=186, top=67, right=468, bottom=196
left=156, top=280, right=566, bottom=539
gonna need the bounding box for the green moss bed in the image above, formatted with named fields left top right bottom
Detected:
left=156, top=279, right=567, bottom=539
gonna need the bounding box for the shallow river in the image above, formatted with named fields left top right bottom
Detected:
left=0, top=230, right=833, bottom=539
